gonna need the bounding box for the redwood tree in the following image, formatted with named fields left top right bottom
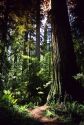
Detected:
left=51, top=0, right=84, bottom=102
left=36, top=0, right=41, bottom=60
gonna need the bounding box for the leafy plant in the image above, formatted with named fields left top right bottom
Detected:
left=27, top=102, right=36, bottom=109
left=43, top=109, right=56, bottom=118
left=66, top=102, right=84, bottom=121
left=13, top=104, right=31, bottom=117
left=74, top=73, right=84, bottom=80
left=0, top=89, right=31, bottom=119
left=0, top=90, right=17, bottom=108
left=73, top=73, right=84, bottom=87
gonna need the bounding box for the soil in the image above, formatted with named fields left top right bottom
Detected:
left=28, top=105, right=67, bottom=125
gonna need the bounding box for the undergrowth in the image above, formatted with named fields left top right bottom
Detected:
left=0, top=89, right=41, bottom=125
left=44, top=100, right=84, bottom=123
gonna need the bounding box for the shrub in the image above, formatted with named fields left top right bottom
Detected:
left=0, top=90, right=17, bottom=108
left=66, top=102, right=84, bottom=121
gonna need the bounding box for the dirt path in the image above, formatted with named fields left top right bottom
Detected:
left=29, top=105, right=49, bottom=120
left=28, top=105, right=64, bottom=125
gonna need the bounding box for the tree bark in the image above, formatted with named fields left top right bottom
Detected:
left=36, top=0, right=40, bottom=60
left=0, top=1, right=8, bottom=90
left=51, top=0, right=84, bottom=102
left=44, top=23, right=47, bottom=54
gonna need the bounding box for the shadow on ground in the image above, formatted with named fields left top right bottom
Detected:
left=0, top=107, right=44, bottom=125
left=0, top=106, right=81, bottom=125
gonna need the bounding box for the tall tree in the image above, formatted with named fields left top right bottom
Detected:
left=0, top=0, right=9, bottom=89
left=51, top=0, right=84, bottom=102
left=44, top=23, right=47, bottom=53
left=36, top=0, right=40, bottom=60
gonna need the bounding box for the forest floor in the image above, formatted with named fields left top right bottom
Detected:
left=28, top=105, right=78, bottom=125
left=28, top=105, right=60, bottom=125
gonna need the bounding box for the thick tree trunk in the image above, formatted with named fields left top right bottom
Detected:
left=51, top=0, right=84, bottom=102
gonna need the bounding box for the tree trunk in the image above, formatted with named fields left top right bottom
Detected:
left=0, top=1, right=8, bottom=90
left=22, top=31, right=28, bottom=73
left=36, top=0, right=40, bottom=60
left=44, top=23, right=47, bottom=54
left=51, top=0, right=84, bottom=102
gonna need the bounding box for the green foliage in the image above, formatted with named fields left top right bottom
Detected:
left=39, top=52, right=51, bottom=82
left=47, top=97, right=56, bottom=107
left=13, top=104, right=29, bottom=116
left=74, top=73, right=84, bottom=80
left=66, top=102, right=79, bottom=114
left=27, top=102, right=36, bottom=109
left=73, top=73, right=84, bottom=87
left=66, top=102, right=84, bottom=120
left=45, top=99, right=84, bottom=122
left=0, top=90, right=17, bottom=108
left=0, top=89, right=31, bottom=119
left=43, top=109, right=56, bottom=118
left=1, top=4, right=51, bottom=107
left=0, top=10, right=52, bottom=105
left=26, top=54, right=51, bottom=104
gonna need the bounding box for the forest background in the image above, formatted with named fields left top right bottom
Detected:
left=0, top=0, right=84, bottom=125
